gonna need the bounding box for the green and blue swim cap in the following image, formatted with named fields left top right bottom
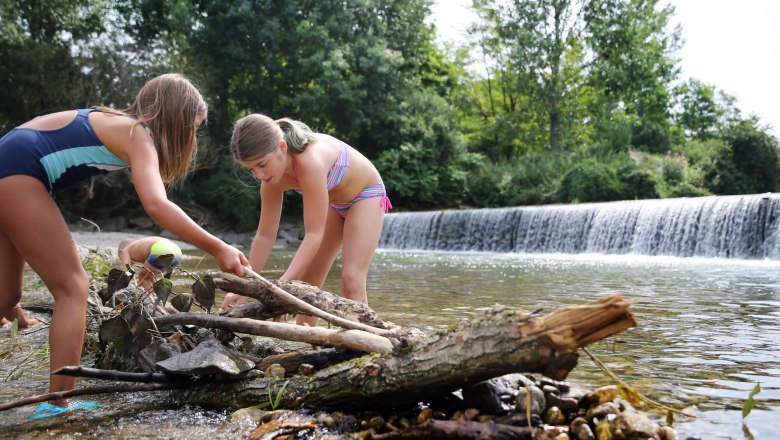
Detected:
left=146, top=240, right=183, bottom=270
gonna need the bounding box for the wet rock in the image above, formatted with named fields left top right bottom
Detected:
left=463, top=408, right=480, bottom=421
left=231, top=408, right=268, bottom=424
left=461, top=379, right=511, bottom=414
left=156, top=339, right=256, bottom=376
left=614, top=397, right=636, bottom=413
left=298, top=363, right=316, bottom=375
left=570, top=417, right=595, bottom=440
left=658, top=426, right=677, bottom=440
left=543, top=406, right=567, bottom=425
left=265, top=363, right=286, bottom=378
left=547, top=392, right=580, bottom=414
left=369, top=415, right=386, bottom=430
left=417, top=408, right=433, bottom=424
left=543, top=384, right=560, bottom=395
left=586, top=401, right=620, bottom=425
left=317, top=413, right=335, bottom=427
left=137, top=339, right=182, bottom=372
left=612, top=411, right=661, bottom=440
left=563, top=387, right=589, bottom=404
left=516, top=384, right=546, bottom=416
left=594, top=416, right=615, bottom=440
left=583, top=385, right=618, bottom=409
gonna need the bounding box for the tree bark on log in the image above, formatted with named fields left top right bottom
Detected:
left=169, top=294, right=636, bottom=410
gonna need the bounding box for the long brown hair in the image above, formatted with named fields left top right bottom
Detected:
left=231, top=113, right=315, bottom=161
left=97, top=73, right=207, bottom=184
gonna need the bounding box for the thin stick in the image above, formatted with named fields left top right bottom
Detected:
left=0, top=382, right=182, bottom=411
left=242, top=267, right=397, bottom=339
left=53, top=366, right=175, bottom=383
left=582, top=347, right=695, bottom=418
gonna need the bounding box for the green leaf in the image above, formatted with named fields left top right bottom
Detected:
left=10, top=318, right=18, bottom=340
left=273, top=380, right=291, bottom=409
left=151, top=253, right=175, bottom=268
left=191, top=275, right=216, bottom=312
left=153, top=278, right=173, bottom=305
left=742, top=383, right=761, bottom=419
left=171, top=293, right=192, bottom=312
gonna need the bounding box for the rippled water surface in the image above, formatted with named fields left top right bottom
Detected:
left=2, top=249, right=779, bottom=438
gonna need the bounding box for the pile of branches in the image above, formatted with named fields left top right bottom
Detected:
left=1, top=263, right=660, bottom=439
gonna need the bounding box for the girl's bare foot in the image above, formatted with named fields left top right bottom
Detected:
left=18, top=317, right=42, bottom=328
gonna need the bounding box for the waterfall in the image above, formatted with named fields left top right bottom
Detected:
left=379, top=194, right=780, bottom=259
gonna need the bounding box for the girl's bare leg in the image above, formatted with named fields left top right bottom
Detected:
left=0, top=176, right=89, bottom=399
left=0, top=230, right=26, bottom=325
left=295, top=207, right=344, bottom=326
left=340, top=197, right=384, bottom=304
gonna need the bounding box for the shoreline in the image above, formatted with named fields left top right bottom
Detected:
left=68, top=221, right=302, bottom=253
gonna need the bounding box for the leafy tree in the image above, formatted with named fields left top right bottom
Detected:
left=584, top=0, right=681, bottom=128
left=671, top=78, right=742, bottom=141
left=189, top=0, right=445, bottom=158
left=0, top=0, right=107, bottom=130
left=702, top=118, right=779, bottom=194
left=463, top=0, right=680, bottom=157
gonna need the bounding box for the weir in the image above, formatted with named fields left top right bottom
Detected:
left=379, top=193, right=780, bottom=259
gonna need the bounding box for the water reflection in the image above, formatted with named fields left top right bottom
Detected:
left=365, top=251, right=780, bottom=438
left=2, top=250, right=779, bottom=438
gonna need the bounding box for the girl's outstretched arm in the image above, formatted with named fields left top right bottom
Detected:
left=220, top=183, right=283, bottom=310
left=126, top=135, right=248, bottom=276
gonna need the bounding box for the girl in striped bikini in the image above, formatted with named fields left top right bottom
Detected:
left=220, top=114, right=392, bottom=325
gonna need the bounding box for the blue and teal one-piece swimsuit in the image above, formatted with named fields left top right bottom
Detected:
left=0, top=108, right=129, bottom=193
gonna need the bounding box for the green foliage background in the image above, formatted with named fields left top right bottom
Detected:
left=0, top=0, right=777, bottom=231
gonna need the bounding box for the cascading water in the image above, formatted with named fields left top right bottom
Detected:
left=379, top=193, right=780, bottom=259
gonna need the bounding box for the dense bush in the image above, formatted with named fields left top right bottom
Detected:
left=376, top=143, right=481, bottom=211
left=555, top=154, right=659, bottom=203
left=555, top=158, right=623, bottom=203
left=631, top=120, right=672, bottom=154
left=700, top=120, right=779, bottom=194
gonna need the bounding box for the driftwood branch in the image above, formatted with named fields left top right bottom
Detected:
left=152, top=313, right=394, bottom=353
left=168, top=294, right=636, bottom=410
left=216, top=273, right=421, bottom=338
left=232, top=268, right=403, bottom=339
left=53, top=366, right=174, bottom=383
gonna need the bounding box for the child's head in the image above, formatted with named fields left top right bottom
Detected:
left=126, top=73, right=207, bottom=184
left=117, top=237, right=138, bottom=255
left=146, top=239, right=182, bottom=270
left=231, top=114, right=315, bottom=162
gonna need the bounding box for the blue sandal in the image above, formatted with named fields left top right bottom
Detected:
left=30, top=400, right=101, bottom=420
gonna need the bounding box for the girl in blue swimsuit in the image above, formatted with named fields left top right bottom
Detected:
left=220, top=114, right=391, bottom=326
left=0, top=74, right=249, bottom=408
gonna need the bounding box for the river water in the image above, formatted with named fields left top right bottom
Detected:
left=2, top=248, right=779, bottom=438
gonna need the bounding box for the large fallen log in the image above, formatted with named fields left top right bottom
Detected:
left=169, top=294, right=635, bottom=410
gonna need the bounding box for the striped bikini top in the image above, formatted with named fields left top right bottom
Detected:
left=285, top=142, right=349, bottom=193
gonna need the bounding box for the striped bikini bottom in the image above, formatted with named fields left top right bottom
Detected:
left=330, top=182, right=393, bottom=218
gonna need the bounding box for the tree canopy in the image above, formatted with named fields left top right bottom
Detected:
left=0, top=0, right=776, bottom=228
